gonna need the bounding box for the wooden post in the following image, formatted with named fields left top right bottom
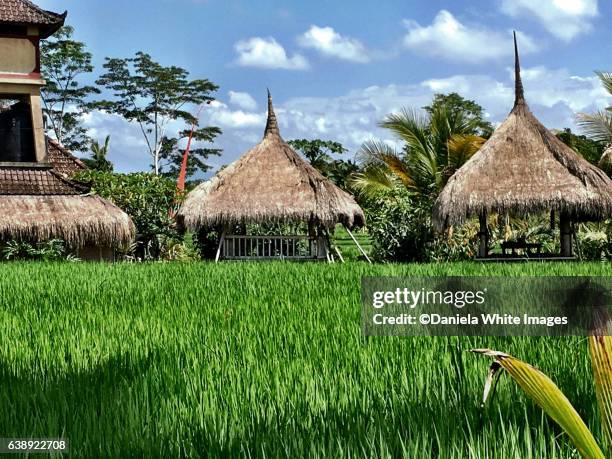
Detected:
left=550, top=210, right=556, bottom=231
left=215, top=228, right=227, bottom=263
left=478, top=212, right=488, bottom=258
left=345, top=227, right=372, bottom=264
left=560, top=212, right=572, bottom=257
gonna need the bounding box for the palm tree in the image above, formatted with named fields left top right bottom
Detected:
left=83, top=135, right=114, bottom=172
left=349, top=104, right=486, bottom=198
left=577, top=71, right=612, bottom=173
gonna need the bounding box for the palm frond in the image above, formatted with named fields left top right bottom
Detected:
left=473, top=349, right=606, bottom=459
left=577, top=111, right=612, bottom=143
left=355, top=139, right=398, bottom=166
left=446, top=135, right=485, bottom=172
left=595, top=71, right=612, bottom=97
left=347, top=166, right=398, bottom=197
left=589, top=335, right=612, bottom=449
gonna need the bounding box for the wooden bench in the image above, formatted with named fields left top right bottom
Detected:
left=501, top=239, right=543, bottom=256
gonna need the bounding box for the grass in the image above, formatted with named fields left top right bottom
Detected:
left=0, top=261, right=610, bottom=458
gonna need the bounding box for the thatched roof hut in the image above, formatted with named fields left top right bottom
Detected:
left=433, top=34, right=612, bottom=234
left=178, top=91, right=365, bottom=231
left=0, top=164, right=134, bottom=247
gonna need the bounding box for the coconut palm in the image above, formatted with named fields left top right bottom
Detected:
left=577, top=72, right=612, bottom=173
left=83, top=135, right=114, bottom=172
left=349, top=104, right=486, bottom=198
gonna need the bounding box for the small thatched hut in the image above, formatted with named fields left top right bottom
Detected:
left=178, top=91, right=365, bottom=261
left=433, top=33, right=612, bottom=258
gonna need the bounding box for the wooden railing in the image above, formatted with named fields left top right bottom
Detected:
left=221, top=235, right=328, bottom=260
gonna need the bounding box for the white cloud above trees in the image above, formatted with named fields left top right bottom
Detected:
left=402, top=10, right=538, bottom=63
left=500, top=0, right=598, bottom=41
left=298, top=25, right=370, bottom=63
left=234, top=37, right=309, bottom=70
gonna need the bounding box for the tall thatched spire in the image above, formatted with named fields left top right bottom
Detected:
left=265, top=89, right=280, bottom=137
left=513, top=31, right=525, bottom=106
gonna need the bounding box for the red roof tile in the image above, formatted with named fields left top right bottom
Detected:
left=0, top=166, right=88, bottom=195
left=47, top=139, right=87, bottom=177
left=0, top=0, right=66, bottom=37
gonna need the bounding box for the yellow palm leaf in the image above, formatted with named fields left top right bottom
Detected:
left=473, top=349, right=605, bottom=459
left=589, top=334, right=612, bottom=449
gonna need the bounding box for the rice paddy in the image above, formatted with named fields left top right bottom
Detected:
left=1, top=261, right=610, bottom=458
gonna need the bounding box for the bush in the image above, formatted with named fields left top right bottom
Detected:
left=363, top=190, right=434, bottom=262
left=2, top=239, right=79, bottom=261
left=74, top=171, right=182, bottom=260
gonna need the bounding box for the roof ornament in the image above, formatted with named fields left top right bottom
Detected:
left=513, top=31, right=525, bottom=106
left=264, top=89, right=280, bottom=137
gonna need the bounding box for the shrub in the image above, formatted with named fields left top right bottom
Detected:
left=74, top=171, right=181, bottom=260
left=2, top=239, right=79, bottom=261
left=363, top=190, right=434, bottom=262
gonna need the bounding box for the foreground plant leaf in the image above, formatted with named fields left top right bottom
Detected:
left=472, top=348, right=605, bottom=459
left=589, top=335, right=612, bottom=449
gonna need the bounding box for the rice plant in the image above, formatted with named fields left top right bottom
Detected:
left=0, top=261, right=609, bottom=457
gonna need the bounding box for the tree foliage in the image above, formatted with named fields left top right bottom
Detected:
left=73, top=171, right=181, bottom=259
left=555, top=128, right=606, bottom=167
left=577, top=72, right=612, bottom=144
left=287, top=138, right=357, bottom=187
left=424, top=92, right=494, bottom=138
left=93, top=52, right=221, bottom=175
left=158, top=128, right=221, bottom=180
left=350, top=101, right=486, bottom=198
left=40, top=26, right=100, bottom=152
left=82, top=135, right=114, bottom=172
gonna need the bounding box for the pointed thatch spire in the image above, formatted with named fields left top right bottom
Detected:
left=432, top=34, right=612, bottom=231
left=513, top=31, right=525, bottom=106
left=264, top=89, right=280, bottom=137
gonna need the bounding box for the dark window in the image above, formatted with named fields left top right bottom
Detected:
left=0, top=100, right=35, bottom=162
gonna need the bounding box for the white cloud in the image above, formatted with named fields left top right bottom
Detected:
left=403, top=10, right=538, bottom=62
left=298, top=25, right=370, bottom=63
left=500, top=0, right=598, bottom=41
left=207, top=100, right=265, bottom=129
left=234, top=37, right=309, bottom=70
left=82, top=71, right=611, bottom=176
left=228, top=91, right=257, bottom=110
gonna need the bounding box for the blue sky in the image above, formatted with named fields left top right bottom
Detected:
left=37, top=0, right=612, bottom=174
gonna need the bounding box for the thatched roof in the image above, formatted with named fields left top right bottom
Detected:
left=0, top=164, right=134, bottom=247
left=178, top=91, right=365, bottom=230
left=0, top=195, right=134, bottom=247
left=433, top=33, right=612, bottom=230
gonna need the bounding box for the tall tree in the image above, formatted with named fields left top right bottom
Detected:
left=287, top=138, right=356, bottom=186
left=93, top=52, right=221, bottom=175
left=158, top=129, right=221, bottom=180
left=40, top=26, right=99, bottom=152
left=424, top=92, right=494, bottom=138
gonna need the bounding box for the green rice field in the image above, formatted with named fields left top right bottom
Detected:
left=1, top=262, right=610, bottom=458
